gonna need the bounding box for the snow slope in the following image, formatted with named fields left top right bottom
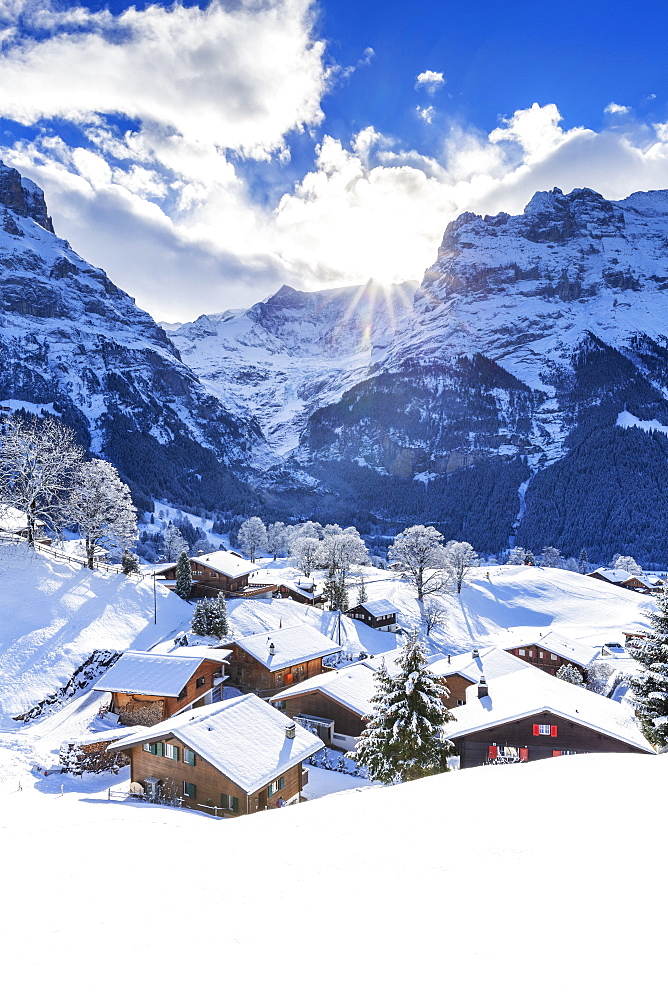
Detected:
left=0, top=542, right=191, bottom=724
left=1, top=753, right=665, bottom=999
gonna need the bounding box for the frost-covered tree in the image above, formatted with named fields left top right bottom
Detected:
left=190, top=596, right=229, bottom=638
left=67, top=458, right=137, bottom=569
left=421, top=599, right=447, bottom=636
left=318, top=525, right=369, bottom=585
left=524, top=550, right=536, bottom=566
left=237, top=516, right=267, bottom=561
left=163, top=525, right=188, bottom=562
left=444, top=540, right=478, bottom=594
left=388, top=525, right=448, bottom=601
left=629, top=589, right=668, bottom=746
left=614, top=554, right=642, bottom=575
left=541, top=545, right=562, bottom=568
left=323, top=571, right=348, bottom=612
left=121, top=550, right=140, bottom=575
left=266, top=521, right=289, bottom=560
left=174, top=551, right=192, bottom=600
left=349, top=634, right=454, bottom=783
left=289, top=522, right=323, bottom=577
left=506, top=546, right=527, bottom=565
left=578, top=548, right=589, bottom=574
left=556, top=664, right=584, bottom=686
left=0, top=414, right=83, bottom=545
left=357, top=575, right=368, bottom=605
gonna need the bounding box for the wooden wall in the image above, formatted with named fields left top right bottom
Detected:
left=110, top=658, right=223, bottom=724
left=281, top=690, right=366, bottom=739
left=225, top=645, right=326, bottom=694
left=505, top=644, right=586, bottom=677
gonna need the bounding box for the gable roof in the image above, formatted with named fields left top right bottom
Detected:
left=504, top=629, right=597, bottom=669
left=430, top=646, right=528, bottom=684
left=270, top=661, right=378, bottom=717
left=160, top=549, right=260, bottom=580
left=443, top=666, right=654, bottom=753
left=235, top=623, right=341, bottom=672
left=93, top=650, right=229, bottom=698
left=0, top=504, right=44, bottom=532
left=353, top=600, right=399, bottom=618
left=108, top=694, right=323, bottom=793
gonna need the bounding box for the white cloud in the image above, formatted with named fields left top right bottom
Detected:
left=605, top=102, right=631, bottom=115
left=417, top=106, right=435, bottom=124
left=415, top=70, right=445, bottom=95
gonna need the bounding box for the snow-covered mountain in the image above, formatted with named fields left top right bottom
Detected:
left=0, top=160, right=265, bottom=513
left=170, top=280, right=417, bottom=457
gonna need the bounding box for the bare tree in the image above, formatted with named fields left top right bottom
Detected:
left=421, top=599, right=447, bottom=636
left=444, top=540, right=478, bottom=594
left=289, top=521, right=323, bottom=577
left=317, top=524, right=369, bottom=588
left=388, top=525, right=448, bottom=601
left=163, top=524, right=188, bottom=562
left=237, top=516, right=267, bottom=561
left=266, top=521, right=289, bottom=560
left=0, top=414, right=83, bottom=545
left=67, top=459, right=137, bottom=569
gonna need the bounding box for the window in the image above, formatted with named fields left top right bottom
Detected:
left=268, top=781, right=276, bottom=797
left=184, top=748, right=196, bottom=766
left=195, top=676, right=205, bottom=689
left=164, top=744, right=179, bottom=762
left=278, top=777, right=285, bottom=791
left=539, top=651, right=544, bottom=658
left=550, top=653, right=558, bottom=661
left=183, top=781, right=196, bottom=799
left=457, top=699, right=465, bottom=706
left=144, top=742, right=164, bottom=756
left=221, top=794, right=239, bottom=812
left=277, top=674, right=282, bottom=685
left=519, top=649, right=526, bottom=656
left=533, top=724, right=558, bottom=737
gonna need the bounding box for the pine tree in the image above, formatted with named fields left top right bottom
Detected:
left=174, top=550, right=192, bottom=600
left=349, top=634, right=454, bottom=784
left=191, top=600, right=212, bottom=636
left=214, top=593, right=229, bottom=638
left=556, top=664, right=584, bottom=686
left=578, top=548, right=588, bottom=574
left=629, top=589, right=668, bottom=746
left=121, top=550, right=140, bottom=575
left=357, top=576, right=368, bottom=605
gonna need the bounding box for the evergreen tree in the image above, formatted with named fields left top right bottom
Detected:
left=190, top=600, right=211, bottom=636
left=190, top=595, right=229, bottom=638
left=215, top=593, right=229, bottom=638
left=121, top=550, right=140, bottom=575
left=357, top=576, right=368, bottom=605
left=174, top=551, right=192, bottom=600
left=629, top=589, right=668, bottom=747
left=349, top=634, right=454, bottom=784
left=556, top=664, right=584, bottom=686
left=578, top=548, right=588, bottom=574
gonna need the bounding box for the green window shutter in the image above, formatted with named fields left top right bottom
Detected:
left=173, top=746, right=179, bottom=762
left=268, top=783, right=275, bottom=797
left=155, top=742, right=164, bottom=757
left=231, top=796, right=239, bottom=813
left=184, top=749, right=195, bottom=766
left=278, top=777, right=285, bottom=791
left=148, top=743, right=157, bottom=755
left=183, top=782, right=196, bottom=798
left=221, top=793, right=229, bottom=809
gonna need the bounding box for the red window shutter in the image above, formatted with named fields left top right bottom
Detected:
left=519, top=747, right=529, bottom=761
left=488, top=745, right=498, bottom=759
left=552, top=750, right=561, bottom=757
left=532, top=724, right=540, bottom=736
left=551, top=725, right=558, bottom=737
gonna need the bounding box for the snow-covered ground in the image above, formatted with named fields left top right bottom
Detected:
left=1, top=752, right=665, bottom=999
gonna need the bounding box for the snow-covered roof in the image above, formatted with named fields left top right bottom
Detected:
left=271, top=661, right=378, bottom=717
left=194, top=550, right=260, bottom=579
left=356, top=599, right=398, bottom=617
left=503, top=629, right=597, bottom=668
left=109, top=694, right=323, bottom=793
left=235, top=623, right=341, bottom=672
left=166, top=645, right=232, bottom=661
left=431, top=646, right=527, bottom=683
left=0, top=504, right=43, bottom=532
left=93, top=651, right=224, bottom=697
left=590, top=567, right=637, bottom=584
left=443, top=666, right=654, bottom=753
left=73, top=724, right=146, bottom=747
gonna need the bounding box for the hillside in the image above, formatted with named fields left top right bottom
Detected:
left=0, top=542, right=191, bottom=724
left=1, top=752, right=664, bottom=999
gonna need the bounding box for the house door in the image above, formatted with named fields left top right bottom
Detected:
left=258, top=789, right=267, bottom=811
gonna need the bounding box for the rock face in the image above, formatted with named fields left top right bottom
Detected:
left=0, top=160, right=263, bottom=513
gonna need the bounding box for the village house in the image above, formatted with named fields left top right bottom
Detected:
left=429, top=646, right=528, bottom=708
left=270, top=660, right=378, bottom=752
left=0, top=503, right=47, bottom=541
left=223, top=623, right=342, bottom=696
left=443, top=666, right=655, bottom=767
left=346, top=599, right=399, bottom=631
left=587, top=567, right=664, bottom=595
left=93, top=648, right=232, bottom=726
left=502, top=630, right=597, bottom=679
left=275, top=580, right=325, bottom=606
left=108, top=695, right=323, bottom=816
left=157, top=550, right=272, bottom=599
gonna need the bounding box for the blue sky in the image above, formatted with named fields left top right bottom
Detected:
left=0, top=0, right=667, bottom=320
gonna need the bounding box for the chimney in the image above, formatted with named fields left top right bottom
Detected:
left=269, top=641, right=275, bottom=655
left=472, top=648, right=479, bottom=659
left=478, top=674, right=489, bottom=699
left=285, top=721, right=295, bottom=740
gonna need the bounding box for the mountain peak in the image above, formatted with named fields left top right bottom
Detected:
left=0, top=160, right=54, bottom=234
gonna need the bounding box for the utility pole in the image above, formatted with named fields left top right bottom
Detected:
left=153, top=570, right=157, bottom=626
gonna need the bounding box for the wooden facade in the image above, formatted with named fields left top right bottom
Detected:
left=505, top=644, right=586, bottom=679
left=346, top=604, right=397, bottom=631
left=280, top=690, right=366, bottom=742
left=224, top=644, right=328, bottom=696
left=108, top=657, right=225, bottom=726
left=276, top=583, right=323, bottom=606
left=160, top=557, right=271, bottom=599
left=439, top=673, right=473, bottom=709
left=128, top=739, right=305, bottom=816
left=455, top=710, right=652, bottom=768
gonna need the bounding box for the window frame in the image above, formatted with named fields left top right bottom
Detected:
left=183, top=748, right=196, bottom=766
left=164, top=743, right=179, bottom=762
left=183, top=781, right=196, bottom=799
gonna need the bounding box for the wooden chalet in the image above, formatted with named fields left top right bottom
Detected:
left=158, top=550, right=271, bottom=599
left=430, top=646, right=528, bottom=708
left=93, top=648, right=232, bottom=726
left=346, top=599, right=398, bottom=632
left=587, top=568, right=664, bottom=595
left=0, top=503, right=48, bottom=541
left=108, top=695, right=323, bottom=816
left=223, top=623, right=342, bottom=696
left=275, top=580, right=325, bottom=606
left=270, top=661, right=378, bottom=752
left=443, top=666, right=655, bottom=768
left=503, top=630, right=596, bottom=680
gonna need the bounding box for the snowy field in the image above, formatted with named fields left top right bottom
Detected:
left=1, top=752, right=665, bottom=999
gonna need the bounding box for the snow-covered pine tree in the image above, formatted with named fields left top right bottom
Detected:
left=629, top=589, right=668, bottom=746
left=357, top=575, right=368, bottom=605
left=556, top=663, right=584, bottom=686
left=174, top=550, right=192, bottom=600
left=215, top=593, right=229, bottom=638
left=349, top=634, right=454, bottom=784
left=121, top=550, right=140, bottom=575
left=578, top=548, right=589, bottom=574
left=191, top=600, right=212, bottom=636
